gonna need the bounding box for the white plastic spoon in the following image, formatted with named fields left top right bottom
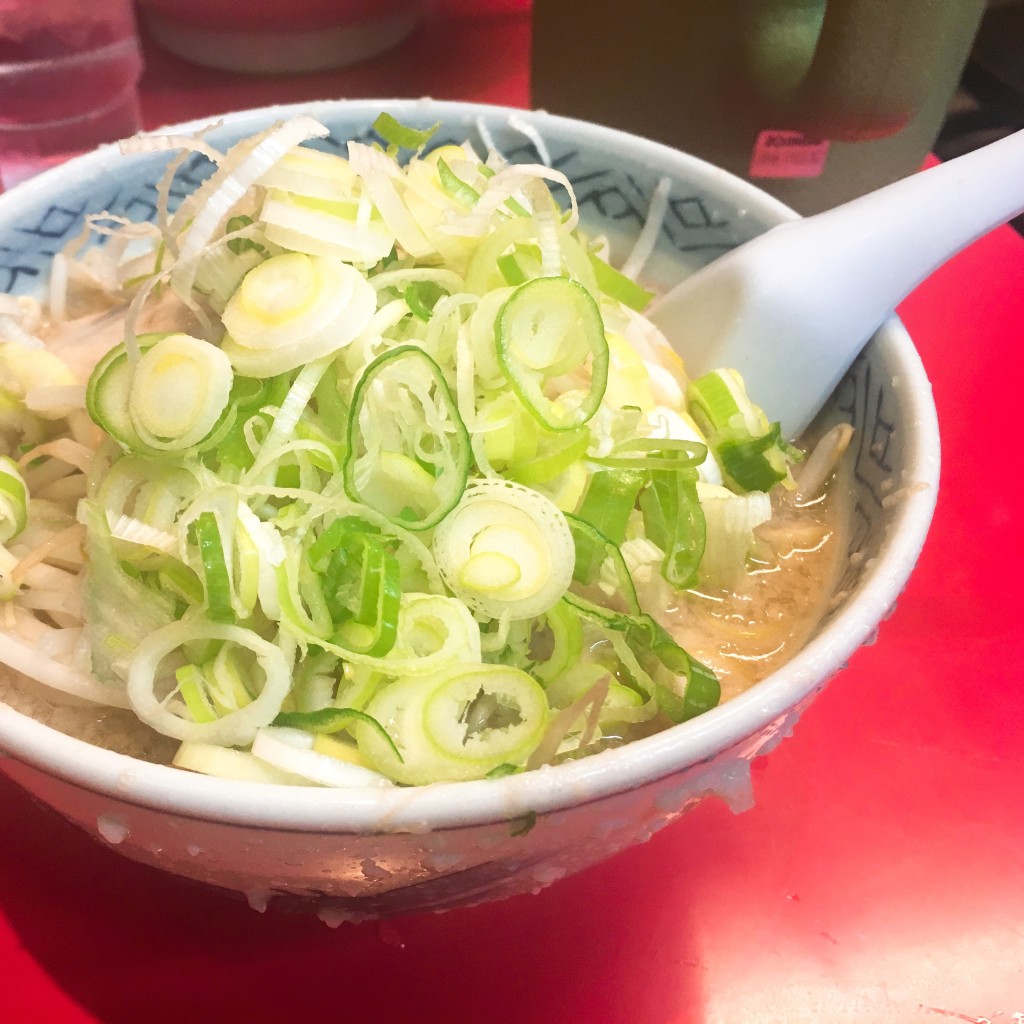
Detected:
left=647, top=128, right=1024, bottom=438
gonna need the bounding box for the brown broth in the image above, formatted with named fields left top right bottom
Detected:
left=0, top=672, right=178, bottom=762
left=666, top=475, right=848, bottom=702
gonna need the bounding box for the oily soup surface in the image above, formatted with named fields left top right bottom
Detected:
left=674, top=484, right=847, bottom=703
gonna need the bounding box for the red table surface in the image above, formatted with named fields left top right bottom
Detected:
left=3, top=6, right=1024, bottom=1023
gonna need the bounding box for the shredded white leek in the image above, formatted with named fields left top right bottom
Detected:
left=0, top=111, right=834, bottom=788
left=251, top=726, right=392, bottom=788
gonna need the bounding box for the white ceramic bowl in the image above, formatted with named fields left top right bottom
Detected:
left=0, top=99, right=939, bottom=920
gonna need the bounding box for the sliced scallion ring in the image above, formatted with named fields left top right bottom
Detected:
left=383, top=592, right=482, bottom=674
left=256, top=145, right=357, bottom=201
left=433, top=479, right=575, bottom=621
left=127, top=334, right=233, bottom=451
left=126, top=620, right=293, bottom=746
left=221, top=252, right=377, bottom=377
left=86, top=334, right=161, bottom=453
left=532, top=598, right=584, bottom=685
left=588, top=251, right=654, bottom=312
left=496, top=276, right=609, bottom=430
left=260, top=191, right=395, bottom=266
left=0, top=456, right=29, bottom=543
left=344, top=345, right=471, bottom=531
left=422, top=665, right=548, bottom=769
left=193, top=510, right=234, bottom=623
left=356, top=664, right=548, bottom=784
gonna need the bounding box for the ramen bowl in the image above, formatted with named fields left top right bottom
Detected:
left=0, top=99, right=939, bottom=919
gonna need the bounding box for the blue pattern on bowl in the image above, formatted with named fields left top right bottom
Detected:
left=0, top=106, right=749, bottom=297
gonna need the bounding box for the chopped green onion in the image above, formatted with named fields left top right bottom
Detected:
left=226, top=215, right=267, bottom=256
left=532, top=599, right=584, bottom=684
left=221, top=252, right=377, bottom=377
left=372, top=112, right=440, bottom=152
left=564, top=515, right=641, bottom=615
left=561, top=513, right=717, bottom=711
left=357, top=664, right=549, bottom=784
left=433, top=480, right=576, bottom=621
left=588, top=252, right=655, bottom=311
left=328, top=532, right=402, bottom=658
left=404, top=279, right=447, bottom=321
left=251, top=726, right=392, bottom=787
left=259, top=189, right=395, bottom=267
left=86, top=334, right=161, bottom=454
left=176, top=663, right=218, bottom=723
left=587, top=437, right=709, bottom=473
left=0, top=456, right=28, bottom=543
left=638, top=469, right=706, bottom=589
left=716, top=424, right=796, bottom=493
left=497, top=252, right=528, bottom=286
left=687, top=369, right=796, bottom=493
left=207, top=643, right=256, bottom=710
left=698, top=483, right=772, bottom=587
left=273, top=706, right=404, bottom=763
left=306, top=515, right=377, bottom=567
left=572, top=469, right=645, bottom=583
left=344, top=345, right=471, bottom=531
left=128, top=334, right=234, bottom=451
left=126, top=620, right=294, bottom=745
left=655, top=651, right=721, bottom=723
left=80, top=499, right=179, bottom=686
left=173, top=741, right=308, bottom=784
left=2, top=111, right=825, bottom=791
left=507, top=427, right=590, bottom=486
left=437, top=156, right=481, bottom=208
left=194, top=510, right=234, bottom=623
left=496, top=277, right=610, bottom=431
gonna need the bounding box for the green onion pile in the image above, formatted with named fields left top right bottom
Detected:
left=0, top=113, right=802, bottom=787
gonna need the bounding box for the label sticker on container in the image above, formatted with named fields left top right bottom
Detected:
left=749, top=131, right=830, bottom=179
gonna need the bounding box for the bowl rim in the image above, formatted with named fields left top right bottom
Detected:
left=0, top=98, right=941, bottom=833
